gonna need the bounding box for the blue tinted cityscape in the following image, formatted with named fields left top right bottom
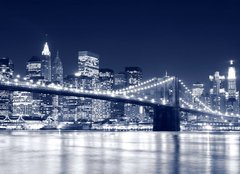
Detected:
left=0, top=40, right=240, bottom=131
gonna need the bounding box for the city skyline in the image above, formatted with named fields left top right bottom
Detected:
left=1, top=39, right=238, bottom=89
left=1, top=0, right=240, bottom=84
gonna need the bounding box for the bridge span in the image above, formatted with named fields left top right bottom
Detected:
left=0, top=76, right=239, bottom=131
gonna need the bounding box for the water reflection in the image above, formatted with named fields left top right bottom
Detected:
left=0, top=131, right=239, bottom=174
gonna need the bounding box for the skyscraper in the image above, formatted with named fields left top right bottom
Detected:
left=227, top=60, right=237, bottom=99
left=226, top=60, right=239, bottom=113
left=0, top=57, right=14, bottom=117
left=92, top=69, right=114, bottom=121
left=125, top=67, right=143, bottom=86
left=125, top=67, right=143, bottom=122
left=111, top=72, right=127, bottom=120
left=24, top=56, right=44, bottom=118
left=114, top=72, right=127, bottom=90
left=0, top=57, right=14, bottom=80
left=62, top=75, right=93, bottom=121
left=76, top=51, right=100, bottom=121
left=26, top=56, right=43, bottom=81
left=209, top=71, right=226, bottom=112
left=51, top=51, right=63, bottom=84
left=192, top=82, right=205, bottom=108
left=77, top=51, right=99, bottom=78
left=41, top=42, right=51, bottom=82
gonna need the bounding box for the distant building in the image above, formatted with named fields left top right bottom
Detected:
left=111, top=72, right=127, bottom=119
left=77, top=51, right=99, bottom=86
left=75, top=51, right=100, bottom=121
left=24, top=56, right=44, bottom=118
left=0, top=57, right=14, bottom=80
left=98, top=69, right=114, bottom=89
left=0, top=57, right=14, bottom=117
left=41, top=42, right=51, bottom=82
left=114, top=72, right=127, bottom=89
left=92, top=69, right=114, bottom=121
left=226, top=60, right=239, bottom=113
left=209, top=71, right=226, bottom=112
left=26, top=56, right=43, bottom=81
left=62, top=75, right=80, bottom=121
left=192, top=82, right=204, bottom=97
left=124, top=67, right=143, bottom=121
left=62, top=75, right=93, bottom=121
left=13, top=91, right=32, bottom=117
left=51, top=51, right=63, bottom=84
left=125, top=67, right=142, bottom=86
left=51, top=51, right=64, bottom=121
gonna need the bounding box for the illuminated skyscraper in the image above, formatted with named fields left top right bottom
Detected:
left=192, top=82, right=206, bottom=108
left=52, top=51, right=63, bottom=84
left=124, top=67, right=143, bottom=122
left=192, top=82, right=204, bottom=97
left=114, top=72, right=127, bottom=89
left=26, top=56, right=43, bottom=81
left=209, top=71, right=226, bottom=112
left=41, top=42, right=51, bottom=82
left=226, top=60, right=239, bottom=113
left=39, top=42, right=53, bottom=118
left=0, top=57, right=14, bottom=117
left=227, top=60, right=237, bottom=99
left=77, top=51, right=99, bottom=86
left=92, top=69, right=114, bottom=121
left=125, top=67, right=142, bottom=86
left=0, top=57, right=14, bottom=80
left=76, top=51, right=100, bottom=121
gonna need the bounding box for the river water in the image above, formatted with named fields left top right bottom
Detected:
left=0, top=131, right=239, bottom=174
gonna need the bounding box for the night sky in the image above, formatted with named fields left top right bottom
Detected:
left=1, top=0, right=240, bottom=85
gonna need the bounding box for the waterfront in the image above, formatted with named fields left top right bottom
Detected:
left=0, top=131, right=239, bottom=174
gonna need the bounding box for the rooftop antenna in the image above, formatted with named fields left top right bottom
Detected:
left=165, top=70, right=168, bottom=77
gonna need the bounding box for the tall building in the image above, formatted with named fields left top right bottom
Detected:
left=111, top=72, right=127, bottom=120
left=24, top=56, right=44, bottom=118
left=0, top=57, right=14, bottom=80
left=0, top=57, right=14, bottom=117
left=192, top=82, right=204, bottom=108
left=98, top=69, right=114, bottom=89
left=125, top=67, right=143, bottom=86
left=76, top=51, right=100, bottom=121
left=92, top=69, right=114, bottom=121
left=226, top=60, right=239, bottom=113
left=209, top=71, right=226, bottom=112
left=77, top=51, right=99, bottom=86
left=51, top=51, right=64, bottom=121
left=26, top=56, right=43, bottom=81
left=227, top=60, right=237, bottom=99
left=114, top=72, right=127, bottom=89
left=41, top=42, right=51, bottom=82
left=124, top=67, right=143, bottom=122
left=51, top=51, right=63, bottom=84
left=62, top=75, right=93, bottom=121
left=192, top=82, right=204, bottom=97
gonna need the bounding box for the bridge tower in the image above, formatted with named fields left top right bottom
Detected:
left=153, top=77, right=180, bottom=131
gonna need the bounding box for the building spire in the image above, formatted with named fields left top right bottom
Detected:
left=42, top=34, right=51, bottom=56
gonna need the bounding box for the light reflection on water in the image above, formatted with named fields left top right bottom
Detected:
left=0, top=131, right=239, bottom=174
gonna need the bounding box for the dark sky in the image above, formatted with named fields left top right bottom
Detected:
left=1, top=0, right=240, bottom=85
